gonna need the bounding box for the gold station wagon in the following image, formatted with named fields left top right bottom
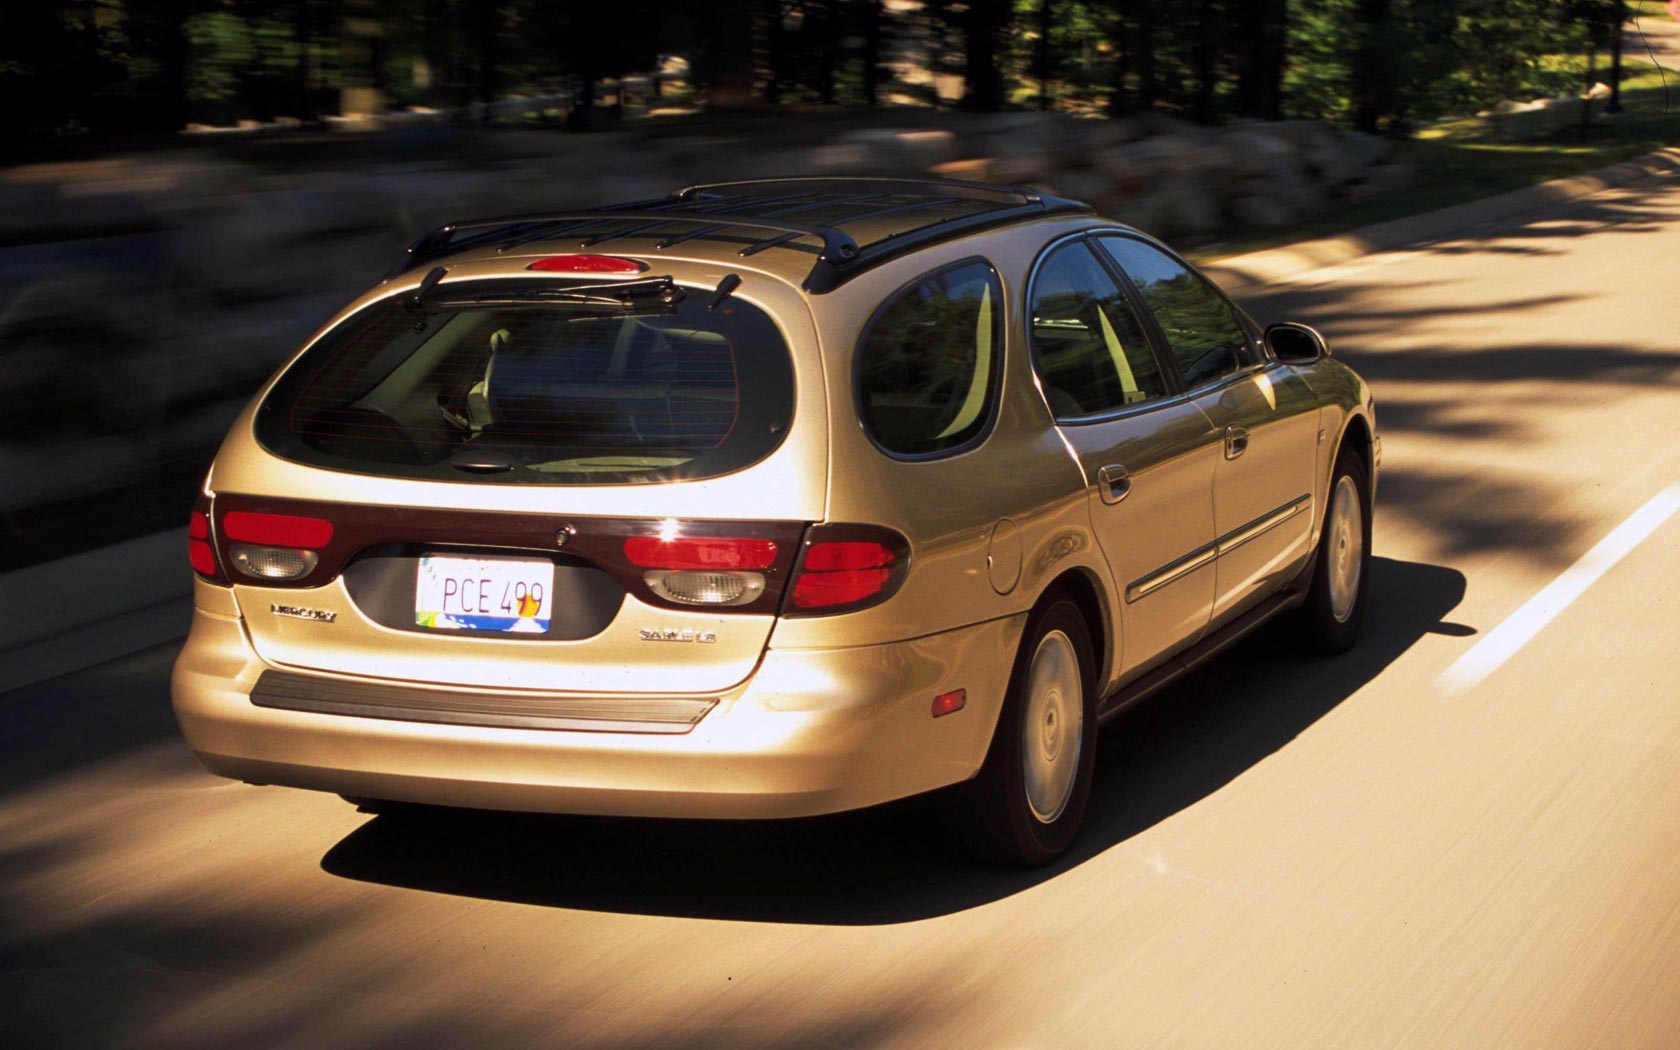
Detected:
left=172, top=177, right=1378, bottom=865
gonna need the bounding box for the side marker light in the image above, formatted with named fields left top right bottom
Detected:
left=932, top=689, right=967, bottom=718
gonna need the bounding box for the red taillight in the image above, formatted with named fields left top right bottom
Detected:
left=527, top=254, right=648, bottom=274
left=788, top=525, right=909, bottom=614
left=625, top=535, right=777, bottom=608
left=222, top=511, right=334, bottom=548
left=802, top=541, right=895, bottom=572
left=624, top=536, right=778, bottom=570
left=932, top=689, right=967, bottom=718
left=188, top=500, right=221, bottom=580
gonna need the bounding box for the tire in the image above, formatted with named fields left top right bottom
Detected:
left=956, top=595, right=1098, bottom=866
left=1298, top=450, right=1372, bottom=655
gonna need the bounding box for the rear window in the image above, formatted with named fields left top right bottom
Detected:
left=254, top=279, right=795, bottom=485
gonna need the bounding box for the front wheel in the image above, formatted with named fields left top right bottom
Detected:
left=956, top=596, right=1097, bottom=866
left=1298, top=451, right=1371, bottom=654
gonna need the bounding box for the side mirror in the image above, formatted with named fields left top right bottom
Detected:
left=1265, top=322, right=1329, bottom=363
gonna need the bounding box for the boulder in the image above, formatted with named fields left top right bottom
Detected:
left=1223, top=127, right=1299, bottom=179
left=930, top=158, right=996, bottom=183
left=806, top=142, right=876, bottom=176
left=1229, top=194, right=1302, bottom=230
left=1046, top=168, right=1115, bottom=209
left=1145, top=186, right=1222, bottom=237
left=833, top=128, right=959, bottom=173
left=986, top=148, right=1055, bottom=185
left=1083, top=117, right=1144, bottom=152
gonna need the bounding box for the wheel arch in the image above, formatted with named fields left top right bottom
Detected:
left=1036, top=566, right=1113, bottom=695
left=1336, top=411, right=1374, bottom=477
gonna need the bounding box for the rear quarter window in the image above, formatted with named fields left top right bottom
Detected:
left=855, top=260, right=1003, bottom=458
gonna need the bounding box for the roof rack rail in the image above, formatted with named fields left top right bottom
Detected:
left=673, top=175, right=1053, bottom=207
left=385, top=177, right=1093, bottom=293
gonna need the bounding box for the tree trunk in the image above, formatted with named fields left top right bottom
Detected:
left=1350, top=0, right=1394, bottom=133
left=471, top=1, right=497, bottom=114
left=961, top=0, right=1006, bottom=110
left=159, top=0, right=192, bottom=131
left=862, top=0, right=884, bottom=107
left=814, top=1, right=838, bottom=105
left=1107, top=2, right=1131, bottom=116
left=1235, top=0, right=1287, bottom=119
left=698, top=0, right=759, bottom=108
left=1135, top=2, right=1156, bottom=110
left=1580, top=40, right=1597, bottom=137
left=1036, top=0, right=1055, bottom=110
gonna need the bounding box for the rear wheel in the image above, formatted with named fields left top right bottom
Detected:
left=957, top=596, right=1097, bottom=866
left=1298, top=451, right=1371, bottom=654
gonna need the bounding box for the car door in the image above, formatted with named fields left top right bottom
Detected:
left=1095, top=235, right=1320, bottom=625
left=1027, top=236, right=1222, bottom=681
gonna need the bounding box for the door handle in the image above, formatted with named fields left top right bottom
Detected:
left=1224, top=425, right=1250, bottom=460
left=1096, top=464, right=1132, bottom=505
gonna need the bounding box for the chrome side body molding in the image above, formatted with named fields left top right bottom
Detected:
left=1125, top=494, right=1311, bottom=603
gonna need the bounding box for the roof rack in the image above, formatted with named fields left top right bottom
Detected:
left=386, top=177, right=1093, bottom=293
left=673, top=175, right=1051, bottom=206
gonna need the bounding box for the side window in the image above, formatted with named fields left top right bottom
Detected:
left=1098, top=236, right=1252, bottom=388
left=1029, top=241, right=1171, bottom=419
left=856, top=260, right=1003, bottom=457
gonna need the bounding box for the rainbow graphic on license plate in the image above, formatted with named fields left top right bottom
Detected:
left=415, top=555, right=554, bottom=633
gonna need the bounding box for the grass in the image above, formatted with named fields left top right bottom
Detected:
left=1190, top=59, right=1680, bottom=264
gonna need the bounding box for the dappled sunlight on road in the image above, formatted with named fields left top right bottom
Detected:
left=1236, top=181, right=1680, bottom=571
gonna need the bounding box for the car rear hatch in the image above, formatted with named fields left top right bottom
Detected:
left=204, top=260, right=828, bottom=700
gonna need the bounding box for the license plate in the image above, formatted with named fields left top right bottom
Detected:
left=415, top=555, right=554, bottom=633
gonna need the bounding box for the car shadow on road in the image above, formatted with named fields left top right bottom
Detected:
left=321, top=555, right=1466, bottom=925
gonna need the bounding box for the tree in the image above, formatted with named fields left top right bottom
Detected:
left=1235, top=0, right=1288, bottom=119
left=961, top=0, right=1009, bottom=110
left=695, top=0, right=757, bottom=107
left=860, top=0, right=885, bottom=107
left=1349, top=0, right=1394, bottom=132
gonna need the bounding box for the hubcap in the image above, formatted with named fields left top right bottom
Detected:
left=1327, top=474, right=1364, bottom=623
left=1023, top=629, right=1083, bottom=824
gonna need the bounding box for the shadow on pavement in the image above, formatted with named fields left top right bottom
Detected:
left=0, top=642, right=188, bottom=795
left=321, top=555, right=1466, bottom=924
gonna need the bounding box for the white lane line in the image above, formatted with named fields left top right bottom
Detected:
left=1437, top=483, right=1680, bottom=695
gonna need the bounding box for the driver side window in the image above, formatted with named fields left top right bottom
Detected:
left=1097, top=236, right=1251, bottom=388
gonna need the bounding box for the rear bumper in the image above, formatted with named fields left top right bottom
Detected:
left=171, top=600, right=1025, bottom=820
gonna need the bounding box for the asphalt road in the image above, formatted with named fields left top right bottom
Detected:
left=5, top=174, right=1680, bottom=1050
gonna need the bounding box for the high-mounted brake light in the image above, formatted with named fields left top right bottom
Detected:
left=222, top=511, right=334, bottom=549
left=787, top=525, right=910, bottom=614
left=527, top=255, right=648, bottom=275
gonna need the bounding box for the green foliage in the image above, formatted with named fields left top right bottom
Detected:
left=1292, top=0, right=1609, bottom=130
left=1286, top=0, right=1358, bottom=122
left=0, top=0, right=1662, bottom=142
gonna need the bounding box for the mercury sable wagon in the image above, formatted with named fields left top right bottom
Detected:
left=172, top=176, right=1378, bottom=865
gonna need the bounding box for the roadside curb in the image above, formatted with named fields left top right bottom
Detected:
left=1201, top=145, right=1680, bottom=295
left=0, top=529, right=189, bottom=695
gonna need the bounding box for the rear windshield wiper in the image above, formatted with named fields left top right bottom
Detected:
left=431, top=276, right=687, bottom=313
